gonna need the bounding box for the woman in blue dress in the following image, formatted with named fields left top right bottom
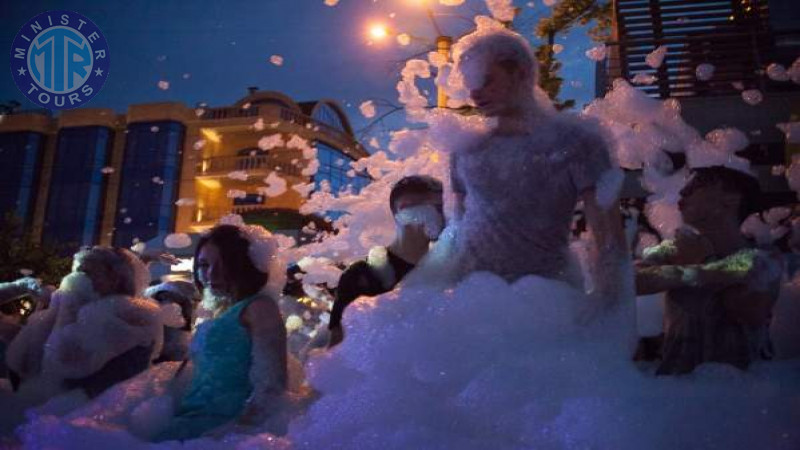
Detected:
left=154, top=219, right=288, bottom=441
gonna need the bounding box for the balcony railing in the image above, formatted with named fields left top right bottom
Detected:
left=605, top=0, right=800, bottom=99
left=278, top=108, right=360, bottom=148
left=197, top=154, right=304, bottom=177
left=199, top=104, right=362, bottom=154
left=199, top=106, right=261, bottom=120
left=0, top=108, right=53, bottom=117
left=193, top=204, right=276, bottom=224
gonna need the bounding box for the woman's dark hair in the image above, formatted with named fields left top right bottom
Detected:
left=193, top=225, right=269, bottom=301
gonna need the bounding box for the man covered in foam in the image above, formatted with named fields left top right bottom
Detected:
left=420, top=26, right=628, bottom=308
left=4, top=247, right=168, bottom=413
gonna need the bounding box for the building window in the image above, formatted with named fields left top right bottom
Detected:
left=233, top=193, right=265, bottom=206
left=113, top=121, right=185, bottom=247
left=314, top=142, right=370, bottom=195
left=43, top=126, right=113, bottom=249
left=312, top=104, right=347, bottom=134
left=0, top=131, right=44, bottom=228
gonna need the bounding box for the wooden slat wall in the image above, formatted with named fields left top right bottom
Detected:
left=613, top=0, right=778, bottom=98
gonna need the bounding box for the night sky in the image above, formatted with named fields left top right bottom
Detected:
left=2, top=0, right=599, bottom=143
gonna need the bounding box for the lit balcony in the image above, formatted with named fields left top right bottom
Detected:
left=196, top=154, right=305, bottom=178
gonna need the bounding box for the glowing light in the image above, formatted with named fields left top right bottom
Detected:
left=200, top=128, right=221, bottom=143
left=197, top=178, right=221, bottom=189
left=369, top=24, right=389, bottom=40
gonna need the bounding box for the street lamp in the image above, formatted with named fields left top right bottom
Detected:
left=369, top=23, right=390, bottom=40
left=366, top=19, right=451, bottom=108
left=371, top=1, right=452, bottom=108
left=414, top=1, right=452, bottom=108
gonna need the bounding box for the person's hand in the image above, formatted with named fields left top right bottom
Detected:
left=673, top=226, right=715, bottom=265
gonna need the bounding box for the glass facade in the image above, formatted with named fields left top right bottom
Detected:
left=314, top=142, right=370, bottom=195
left=113, top=121, right=185, bottom=247
left=0, top=131, right=44, bottom=227
left=311, top=103, right=347, bottom=133
left=43, top=126, right=113, bottom=248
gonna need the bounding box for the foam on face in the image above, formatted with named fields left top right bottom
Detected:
left=394, top=204, right=444, bottom=239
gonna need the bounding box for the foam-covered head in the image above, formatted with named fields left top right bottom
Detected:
left=453, top=28, right=539, bottom=93
left=194, top=220, right=286, bottom=301
left=71, top=246, right=150, bottom=297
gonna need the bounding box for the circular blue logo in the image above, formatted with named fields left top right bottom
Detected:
left=10, top=10, right=110, bottom=110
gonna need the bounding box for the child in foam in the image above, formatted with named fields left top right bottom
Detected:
left=433, top=26, right=627, bottom=306
left=635, top=167, right=782, bottom=375
left=153, top=216, right=289, bottom=441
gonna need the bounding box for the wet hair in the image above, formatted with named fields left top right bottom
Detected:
left=154, top=290, right=194, bottom=331
left=389, top=175, right=444, bottom=214
left=73, top=246, right=149, bottom=297
left=455, top=29, right=539, bottom=88
left=193, top=225, right=269, bottom=301
left=146, top=281, right=199, bottom=331
left=682, top=166, right=762, bottom=222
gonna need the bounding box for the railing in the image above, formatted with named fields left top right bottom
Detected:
left=0, top=108, right=53, bottom=117
left=193, top=204, right=274, bottom=224
left=605, top=0, right=800, bottom=98
left=199, top=106, right=260, bottom=120
left=280, top=108, right=344, bottom=141
left=197, top=154, right=304, bottom=177
left=232, top=204, right=271, bottom=215
left=279, top=108, right=362, bottom=152
left=200, top=105, right=363, bottom=156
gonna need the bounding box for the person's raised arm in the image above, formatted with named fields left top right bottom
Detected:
left=635, top=263, right=695, bottom=295
left=635, top=248, right=771, bottom=295
left=582, top=188, right=630, bottom=307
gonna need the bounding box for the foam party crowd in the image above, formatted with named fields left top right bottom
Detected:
left=2, top=17, right=800, bottom=450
